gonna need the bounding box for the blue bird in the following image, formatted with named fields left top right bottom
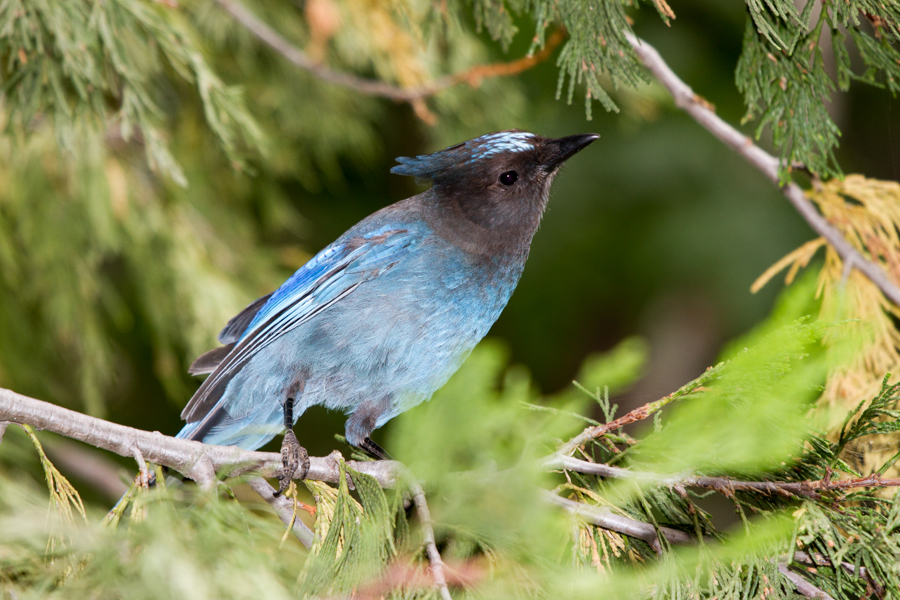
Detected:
left=177, top=130, right=598, bottom=485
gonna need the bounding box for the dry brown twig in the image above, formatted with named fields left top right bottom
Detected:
left=214, top=0, right=563, bottom=110
left=555, top=366, right=716, bottom=456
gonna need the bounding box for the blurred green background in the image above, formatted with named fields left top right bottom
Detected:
left=0, top=0, right=896, bottom=477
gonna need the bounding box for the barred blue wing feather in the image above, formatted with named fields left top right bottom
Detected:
left=180, top=228, right=420, bottom=425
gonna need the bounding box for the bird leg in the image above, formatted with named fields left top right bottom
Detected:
left=345, top=398, right=393, bottom=460
left=274, top=396, right=309, bottom=497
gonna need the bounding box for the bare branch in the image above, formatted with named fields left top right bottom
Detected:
left=623, top=32, right=900, bottom=307
left=546, top=455, right=900, bottom=499
left=214, top=0, right=562, bottom=103
left=778, top=563, right=837, bottom=600
left=793, top=551, right=868, bottom=579
left=247, top=477, right=315, bottom=549
left=409, top=480, right=453, bottom=600
left=542, top=491, right=695, bottom=553
left=0, top=386, right=400, bottom=488
left=132, top=446, right=150, bottom=488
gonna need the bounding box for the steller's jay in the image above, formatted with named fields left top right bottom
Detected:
left=176, top=130, right=598, bottom=490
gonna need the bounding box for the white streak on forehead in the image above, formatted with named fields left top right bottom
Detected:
left=471, top=131, right=535, bottom=160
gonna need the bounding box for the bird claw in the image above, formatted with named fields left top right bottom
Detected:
left=274, top=430, right=309, bottom=497
left=360, top=436, right=391, bottom=460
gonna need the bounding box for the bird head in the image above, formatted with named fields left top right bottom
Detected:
left=391, top=130, right=598, bottom=231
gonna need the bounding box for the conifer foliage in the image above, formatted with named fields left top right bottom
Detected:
left=1, top=0, right=900, bottom=599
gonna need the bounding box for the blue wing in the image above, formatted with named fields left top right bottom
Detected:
left=180, top=226, right=420, bottom=426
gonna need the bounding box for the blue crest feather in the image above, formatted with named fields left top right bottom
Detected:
left=391, top=131, right=536, bottom=181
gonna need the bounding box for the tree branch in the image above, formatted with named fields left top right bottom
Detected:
left=542, top=491, right=695, bottom=553
left=214, top=0, right=563, bottom=103
left=546, top=454, right=900, bottom=499
left=409, top=480, right=453, bottom=600
left=793, top=551, right=869, bottom=580
left=0, top=386, right=400, bottom=488
left=778, top=563, right=837, bottom=600
left=7, top=380, right=894, bottom=588
left=555, top=396, right=673, bottom=456
left=247, top=476, right=315, bottom=549
left=623, top=32, right=900, bottom=308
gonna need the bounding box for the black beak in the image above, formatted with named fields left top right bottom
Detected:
left=544, top=133, right=600, bottom=171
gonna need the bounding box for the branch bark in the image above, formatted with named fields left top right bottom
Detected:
left=623, top=32, right=900, bottom=307
left=545, top=455, right=900, bottom=499
left=542, top=491, right=695, bottom=553
left=0, top=386, right=400, bottom=488
left=409, top=480, right=453, bottom=600
left=778, top=563, right=837, bottom=600
left=247, top=476, right=315, bottom=548
left=793, top=551, right=868, bottom=579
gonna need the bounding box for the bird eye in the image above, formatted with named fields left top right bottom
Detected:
left=499, top=170, right=518, bottom=185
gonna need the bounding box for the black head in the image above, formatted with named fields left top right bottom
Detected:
left=391, top=130, right=598, bottom=234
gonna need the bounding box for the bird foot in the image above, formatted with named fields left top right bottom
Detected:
left=274, top=430, right=309, bottom=497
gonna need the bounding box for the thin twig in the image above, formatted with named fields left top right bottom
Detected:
left=132, top=446, right=150, bottom=488
left=247, top=476, right=315, bottom=549
left=778, top=562, right=837, bottom=600
left=409, top=480, right=452, bottom=600
left=549, top=491, right=848, bottom=599
left=0, top=386, right=400, bottom=489
left=556, top=367, right=717, bottom=456
left=545, top=455, right=900, bottom=499
left=556, top=395, right=677, bottom=456
left=793, top=551, right=868, bottom=579
left=542, top=491, right=695, bottom=553
left=214, top=0, right=563, bottom=103
left=623, top=32, right=900, bottom=307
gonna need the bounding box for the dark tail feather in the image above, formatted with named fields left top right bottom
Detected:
left=218, top=293, right=272, bottom=344
left=188, top=343, right=236, bottom=375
